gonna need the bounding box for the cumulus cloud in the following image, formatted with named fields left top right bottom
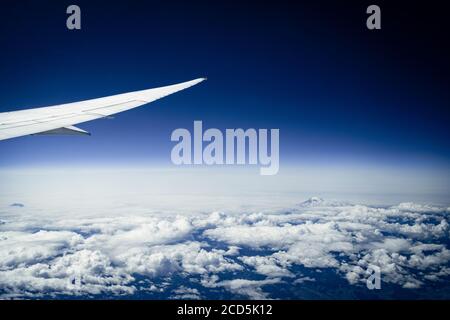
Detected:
left=214, top=278, right=282, bottom=300
left=171, top=286, right=202, bottom=300
left=0, top=198, right=449, bottom=299
left=240, top=255, right=294, bottom=278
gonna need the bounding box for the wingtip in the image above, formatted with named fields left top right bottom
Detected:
left=183, top=77, right=207, bottom=86
left=194, top=77, right=207, bottom=83
left=187, top=77, right=207, bottom=87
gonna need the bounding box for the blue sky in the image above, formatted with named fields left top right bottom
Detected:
left=0, top=1, right=449, bottom=172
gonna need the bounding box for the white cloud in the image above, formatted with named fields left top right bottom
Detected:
left=0, top=197, right=449, bottom=298
left=240, top=255, right=294, bottom=278
left=215, top=278, right=282, bottom=300
left=171, top=286, right=201, bottom=299
left=0, top=230, right=83, bottom=269
left=293, top=276, right=315, bottom=284
left=0, top=249, right=134, bottom=298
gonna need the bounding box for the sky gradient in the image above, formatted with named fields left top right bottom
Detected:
left=0, top=1, right=449, bottom=198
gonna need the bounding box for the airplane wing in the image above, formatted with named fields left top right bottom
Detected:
left=0, top=78, right=206, bottom=141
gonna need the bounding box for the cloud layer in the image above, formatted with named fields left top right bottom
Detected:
left=0, top=197, right=449, bottom=299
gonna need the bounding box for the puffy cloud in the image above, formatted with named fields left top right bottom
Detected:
left=215, top=278, right=282, bottom=300
left=118, top=242, right=242, bottom=277
left=201, top=199, right=450, bottom=290
left=0, top=198, right=449, bottom=299
left=240, top=255, right=294, bottom=278
left=171, top=286, right=201, bottom=300
left=0, top=230, right=84, bottom=269
left=0, top=249, right=134, bottom=298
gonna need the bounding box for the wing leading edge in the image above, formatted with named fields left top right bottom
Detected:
left=0, top=78, right=206, bottom=141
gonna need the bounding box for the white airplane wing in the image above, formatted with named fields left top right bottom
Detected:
left=0, top=78, right=206, bottom=141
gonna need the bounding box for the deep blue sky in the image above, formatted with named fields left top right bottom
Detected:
left=0, top=0, right=449, bottom=168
